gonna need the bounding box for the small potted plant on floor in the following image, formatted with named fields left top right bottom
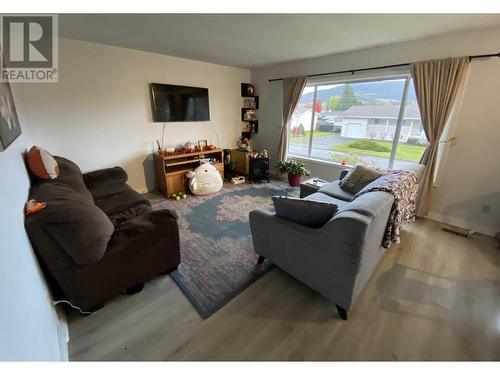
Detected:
left=277, top=160, right=309, bottom=186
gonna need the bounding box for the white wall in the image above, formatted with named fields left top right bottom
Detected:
left=251, top=25, right=500, bottom=236
left=0, top=117, right=66, bottom=360
left=13, top=38, right=250, bottom=193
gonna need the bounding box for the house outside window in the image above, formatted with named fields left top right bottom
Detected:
left=287, top=74, right=428, bottom=169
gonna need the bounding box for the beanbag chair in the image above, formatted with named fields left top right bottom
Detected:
left=186, top=163, right=223, bottom=195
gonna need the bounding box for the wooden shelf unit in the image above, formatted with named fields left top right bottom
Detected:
left=241, top=83, right=258, bottom=138
left=154, top=148, right=224, bottom=197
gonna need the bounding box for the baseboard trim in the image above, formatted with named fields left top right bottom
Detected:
left=426, top=211, right=496, bottom=237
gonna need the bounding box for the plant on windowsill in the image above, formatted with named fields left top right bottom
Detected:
left=277, top=160, right=310, bottom=187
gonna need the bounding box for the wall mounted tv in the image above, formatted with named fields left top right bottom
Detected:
left=150, top=83, right=210, bottom=122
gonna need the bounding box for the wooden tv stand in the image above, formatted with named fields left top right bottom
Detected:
left=153, top=148, right=224, bottom=197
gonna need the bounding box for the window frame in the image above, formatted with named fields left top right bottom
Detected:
left=287, top=73, right=415, bottom=170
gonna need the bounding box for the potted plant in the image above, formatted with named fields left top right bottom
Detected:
left=277, top=160, right=309, bottom=186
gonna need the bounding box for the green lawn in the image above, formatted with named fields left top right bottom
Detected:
left=331, top=139, right=426, bottom=163
left=289, top=131, right=330, bottom=141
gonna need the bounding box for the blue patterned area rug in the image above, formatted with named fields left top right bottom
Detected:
left=152, top=180, right=296, bottom=319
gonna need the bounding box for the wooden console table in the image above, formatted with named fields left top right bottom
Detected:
left=153, top=148, right=224, bottom=197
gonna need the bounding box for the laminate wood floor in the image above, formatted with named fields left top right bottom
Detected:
left=68, top=219, right=500, bottom=360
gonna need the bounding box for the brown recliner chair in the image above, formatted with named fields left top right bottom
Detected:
left=25, top=156, right=180, bottom=312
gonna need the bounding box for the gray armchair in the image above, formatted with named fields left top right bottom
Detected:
left=250, top=191, right=394, bottom=320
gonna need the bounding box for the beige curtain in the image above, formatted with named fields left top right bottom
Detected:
left=277, top=76, right=308, bottom=162
left=411, top=56, right=470, bottom=217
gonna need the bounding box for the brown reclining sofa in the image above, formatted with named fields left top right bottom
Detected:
left=25, top=156, right=180, bottom=312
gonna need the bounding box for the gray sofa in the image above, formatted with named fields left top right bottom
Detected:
left=249, top=164, right=424, bottom=320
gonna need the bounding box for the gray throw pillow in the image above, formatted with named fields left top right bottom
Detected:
left=339, top=165, right=383, bottom=195
left=272, top=196, right=338, bottom=228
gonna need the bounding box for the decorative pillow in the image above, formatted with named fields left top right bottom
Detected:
left=339, top=165, right=383, bottom=195
left=27, top=146, right=59, bottom=180
left=272, top=196, right=338, bottom=228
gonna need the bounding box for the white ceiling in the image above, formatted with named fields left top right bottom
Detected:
left=59, top=14, right=500, bottom=69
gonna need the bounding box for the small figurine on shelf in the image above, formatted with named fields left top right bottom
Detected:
left=249, top=149, right=269, bottom=159
left=198, top=139, right=208, bottom=149
left=174, top=145, right=185, bottom=155
left=243, top=110, right=256, bottom=121
left=245, top=84, right=255, bottom=96
left=184, top=142, right=195, bottom=153
left=236, top=136, right=252, bottom=152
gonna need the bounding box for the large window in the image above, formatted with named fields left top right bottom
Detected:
left=288, top=75, right=427, bottom=169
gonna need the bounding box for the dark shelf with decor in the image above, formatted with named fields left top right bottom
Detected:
left=241, top=83, right=259, bottom=139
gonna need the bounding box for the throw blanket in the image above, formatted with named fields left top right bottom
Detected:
left=354, top=170, right=419, bottom=248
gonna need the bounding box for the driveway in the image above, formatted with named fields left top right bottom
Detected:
left=289, top=133, right=348, bottom=148
left=289, top=133, right=415, bottom=169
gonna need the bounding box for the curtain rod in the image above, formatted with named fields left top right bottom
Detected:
left=267, top=52, right=500, bottom=82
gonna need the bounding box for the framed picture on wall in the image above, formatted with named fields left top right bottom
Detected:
left=0, top=53, right=22, bottom=151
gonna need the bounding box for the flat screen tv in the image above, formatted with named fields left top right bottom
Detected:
left=150, top=83, right=210, bottom=122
